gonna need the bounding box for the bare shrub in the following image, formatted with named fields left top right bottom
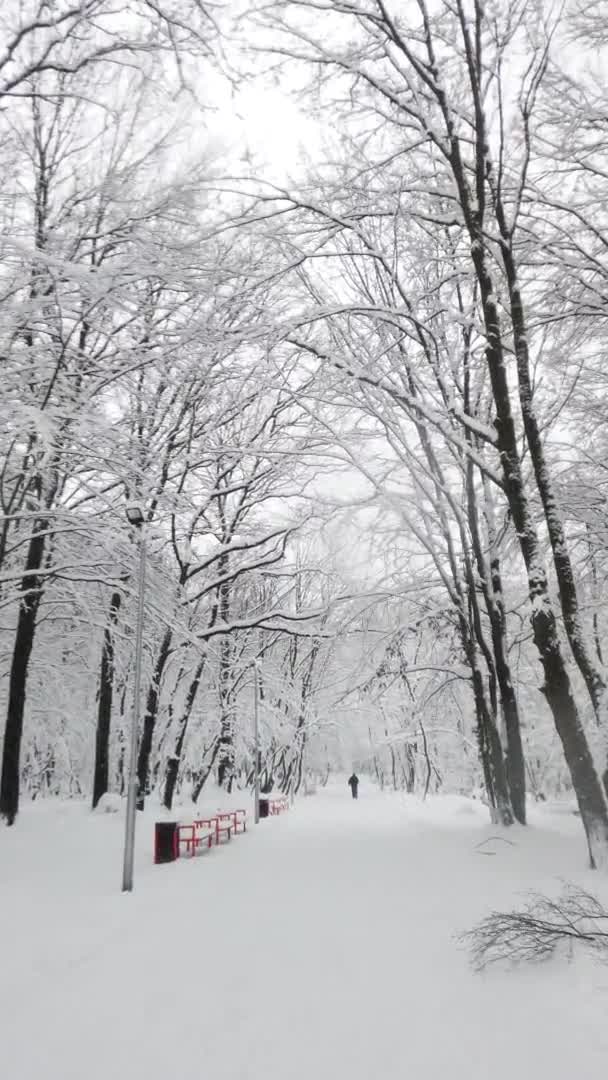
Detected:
left=460, top=884, right=608, bottom=970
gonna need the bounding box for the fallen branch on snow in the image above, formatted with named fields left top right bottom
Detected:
left=474, top=836, right=517, bottom=856
left=460, top=884, right=608, bottom=970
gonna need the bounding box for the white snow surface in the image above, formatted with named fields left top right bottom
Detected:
left=2, top=781, right=608, bottom=1079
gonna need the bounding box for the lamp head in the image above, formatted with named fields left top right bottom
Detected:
left=125, top=503, right=145, bottom=527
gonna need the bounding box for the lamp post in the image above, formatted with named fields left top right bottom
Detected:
left=253, top=660, right=260, bottom=825
left=122, top=503, right=146, bottom=893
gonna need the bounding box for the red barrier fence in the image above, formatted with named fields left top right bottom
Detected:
left=154, top=809, right=247, bottom=864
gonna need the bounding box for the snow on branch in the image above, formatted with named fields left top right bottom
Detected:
left=287, top=335, right=503, bottom=488
left=0, top=0, right=216, bottom=99
left=448, top=405, right=497, bottom=447
left=197, top=607, right=334, bottom=641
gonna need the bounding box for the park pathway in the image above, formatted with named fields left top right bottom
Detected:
left=1, top=783, right=607, bottom=1078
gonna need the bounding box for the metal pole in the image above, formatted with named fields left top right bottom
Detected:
left=122, top=526, right=146, bottom=893
left=253, top=661, right=260, bottom=825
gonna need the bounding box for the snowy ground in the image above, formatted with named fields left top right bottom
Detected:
left=2, top=781, right=608, bottom=1079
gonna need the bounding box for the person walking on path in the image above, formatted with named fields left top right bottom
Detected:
left=348, top=773, right=359, bottom=799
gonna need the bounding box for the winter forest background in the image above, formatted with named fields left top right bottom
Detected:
left=2, top=0, right=608, bottom=867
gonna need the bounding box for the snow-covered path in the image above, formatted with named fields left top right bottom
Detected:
left=2, top=785, right=608, bottom=1078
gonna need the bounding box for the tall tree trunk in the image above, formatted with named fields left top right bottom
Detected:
left=466, top=461, right=526, bottom=823
left=499, top=233, right=606, bottom=729
left=586, top=523, right=603, bottom=667
left=216, top=578, right=235, bottom=791
left=136, top=626, right=173, bottom=803
left=462, top=590, right=514, bottom=827
left=0, top=525, right=47, bottom=824
left=460, top=307, right=527, bottom=823
left=389, top=732, right=398, bottom=791
left=283, top=725, right=306, bottom=795
left=283, top=639, right=319, bottom=796
left=486, top=545, right=527, bottom=826
left=293, top=737, right=306, bottom=795
left=191, top=736, right=221, bottom=804
left=475, top=256, right=607, bottom=856
left=163, top=654, right=206, bottom=811
left=403, top=742, right=416, bottom=793
left=92, top=590, right=121, bottom=810
left=400, top=348, right=517, bottom=823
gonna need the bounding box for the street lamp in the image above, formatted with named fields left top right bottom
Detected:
left=122, top=503, right=146, bottom=893
left=253, top=661, right=261, bottom=825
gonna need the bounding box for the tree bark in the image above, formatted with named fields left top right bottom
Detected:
left=499, top=234, right=606, bottom=730
left=586, top=524, right=604, bottom=667
left=163, top=654, right=206, bottom=811
left=403, top=742, right=416, bottom=793
left=191, top=736, right=221, bottom=804
left=92, top=590, right=121, bottom=810
left=474, top=252, right=608, bottom=857
left=463, top=594, right=514, bottom=827
left=0, top=524, right=47, bottom=824
left=216, top=577, right=235, bottom=791
left=136, top=625, right=173, bottom=803
left=466, top=461, right=526, bottom=823
left=400, top=340, right=518, bottom=823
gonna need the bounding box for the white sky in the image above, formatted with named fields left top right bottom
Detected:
left=203, top=65, right=324, bottom=181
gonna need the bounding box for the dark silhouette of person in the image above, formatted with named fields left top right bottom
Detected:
left=348, top=773, right=359, bottom=799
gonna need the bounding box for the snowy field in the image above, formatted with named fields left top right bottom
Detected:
left=2, top=782, right=608, bottom=1080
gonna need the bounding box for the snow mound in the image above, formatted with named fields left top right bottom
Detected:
left=93, top=793, right=122, bottom=814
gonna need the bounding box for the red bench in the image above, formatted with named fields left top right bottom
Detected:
left=155, top=808, right=248, bottom=864
left=174, top=822, right=214, bottom=858
left=194, top=816, right=232, bottom=846
left=269, top=797, right=289, bottom=815
left=216, top=809, right=247, bottom=834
